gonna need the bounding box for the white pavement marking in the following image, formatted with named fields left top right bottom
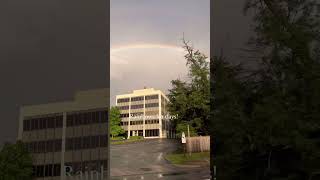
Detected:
left=157, top=152, right=163, bottom=161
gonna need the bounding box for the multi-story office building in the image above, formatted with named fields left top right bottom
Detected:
left=17, top=89, right=109, bottom=180
left=116, top=88, right=172, bottom=139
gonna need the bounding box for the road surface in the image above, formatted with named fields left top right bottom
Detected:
left=110, top=139, right=210, bottom=180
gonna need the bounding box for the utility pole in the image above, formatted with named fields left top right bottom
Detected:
left=187, top=125, right=191, bottom=156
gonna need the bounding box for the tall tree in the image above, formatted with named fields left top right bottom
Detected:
left=0, top=141, right=33, bottom=180
left=211, top=1, right=320, bottom=179
left=110, top=106, right=125, bottom=138
left=168, top=39, right=210, bottom=136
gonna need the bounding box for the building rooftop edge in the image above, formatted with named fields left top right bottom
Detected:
left=116, top=88, right=169, bottom=101
left=20, top=88, right=109, bottom=110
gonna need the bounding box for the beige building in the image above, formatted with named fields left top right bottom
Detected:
left=116, top=88, right=173, bottom=139
left=18, top=89, right=109, bottom=180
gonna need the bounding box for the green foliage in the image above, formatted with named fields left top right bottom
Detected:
left=129, top=136, right=143, bottom=140
left=111, top=136, right=144, bottom=145
left=0, top=141, right=33, bottom=180
left=176, top=122, right=197, bottom=137
left=110, top=106, right=125, bottom=138
left=168, top=39, right=210, bottom=135
left=211, top=1, right=320, bottom=180
left=165, top=152, right=210, bottom=165
left=110, top=136, right=125, bottom=141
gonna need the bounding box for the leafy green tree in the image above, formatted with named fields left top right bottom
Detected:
left=168, top=39, right=210, bottom=136
left=0, top=141, right=33, bottom=180
left=110, top=106, right=125, bottom=138
left=176, top=122, right=197, bottom=137
left=211, top=1, right=320, bottom=179
left=210, top=55, right=248, bottom=180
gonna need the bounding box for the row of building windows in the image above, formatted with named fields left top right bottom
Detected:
left=117, top=94, right=160, bottom=104
left=145, top=103, right=159, bottom=108
left=23, top=110, right=108, bottom=132
left=65, top=135, right=108, bottom=151
left=146, top=94, right=159, bottom=100
left=130, top=121, right=143, bottom=125
left=118, top=103, right=159, bottom=111
left=25, top=135, right=108, bottom=153
left=120, top=113, right=129, bottom=118
left=32, top=164, right=61, bottom=177
left=131, top=96, right=144, bottom=102
left=32, top=160, right=108, bottom=178
left=120, top=122, right=128, bottom=126
left=121, top=113, right=163, bottom=119
left=131, top=112, right=144, bottom=117
left=145, top=129, right=159, bottom=137
left=66, top=110, right=108, bottom=127
left=25, top=139, right=62, bottom=153
left=65, top=160, right=108, bottom=174
left=146, top=119, right=159, bottom=124
left=119, top=106, right=129, bottom=110
left=120, top=119, right=160, bottom=126
left=23, top=115, right=63, bottom=131
left=117, top=98, right=130, bottom=103
left=131, top=104, right=144, bottom=109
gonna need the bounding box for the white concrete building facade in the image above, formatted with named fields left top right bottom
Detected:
left=18, top=89, right=109, bottom=180
left=116, top=88, right=173, bottom=139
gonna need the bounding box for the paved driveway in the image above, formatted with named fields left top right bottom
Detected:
left=110, top=139, right=210, bottom=180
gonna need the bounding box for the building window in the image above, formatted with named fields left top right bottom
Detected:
left=66, top=110, right=108, bottom=127
left=118, top=106, right=129, bottom=110
left=130, top=112, right=143, bottom=117
left=145, top=119, right=159, bottom=124
left=53, top=164, right=61, bottom=176
left=130, top=104, right=143, bottom=109
left=130, top=121, right=143, bottom=125
left=47, top=117, right=55, bottom=128
left=34, top=118, right=39, bottom=130
left=145, top=129, right=159, bottom=137
left=131, top=96, right=144, bottom=102
left=55, top=116, right=63, bottom=128
left=145, top=94, right=158, bottom=100
left=23, top=120, right=31, bottom=131
left=117, top=98, right=130, bottom=103
left=39, top=118, right=46, bottom=129
left=101, top=110, right=108, bottom=123
left=145, top=103, right=159, bottom=108
left=46, top=141, right=53, bottom=153
left=90, top=136, right=98, bottom=148
left=121, top=121, right=128, bottom=126
left=23, top=114, right=64, bottom=131
left=120, top=113, right=129, bottom=118
left=100, top=135, right=108, bottom=147
left=45, top=164, right=53, bottom=177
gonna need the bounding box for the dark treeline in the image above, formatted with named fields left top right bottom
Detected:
left=211, top=0, right=320, bottom=180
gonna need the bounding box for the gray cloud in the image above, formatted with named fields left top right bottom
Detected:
left=110, top=0, right=210, bottom=105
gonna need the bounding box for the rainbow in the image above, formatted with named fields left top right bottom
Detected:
left=110, top=43, right=184, bottom=54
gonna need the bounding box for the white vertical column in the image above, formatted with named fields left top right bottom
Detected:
left=143, top=96, right=146, bottom=137
left=158, top=93, right=162, bottom=138
left=17, top=108, right=23, bottom=140
left=61, top=112, right=66, bottom=180
left=128, top=96, right=131, bottom=139
left=101, top=165, right=104, bottom=180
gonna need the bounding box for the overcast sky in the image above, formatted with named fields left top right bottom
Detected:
left=110, top=0, right=210, bottom=105
left=0, top=0, right=108, bottom=143
left=0, top=0, right=254, bottom=144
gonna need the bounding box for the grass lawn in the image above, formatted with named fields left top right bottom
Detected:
left=110, top=136, right=125, bottom=141
left=111, top=136, right=145, bottom=145
left=165, top=151, right=210, bottom=165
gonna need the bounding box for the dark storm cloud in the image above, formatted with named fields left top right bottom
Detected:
left=212, top=0, right=254, bottom=64
left=0, top=0, right=109, bottom=143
